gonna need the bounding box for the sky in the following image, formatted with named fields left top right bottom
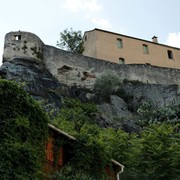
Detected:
left=0, top=0, right=180, bottom=65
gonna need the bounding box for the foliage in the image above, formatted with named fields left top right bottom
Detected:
left=136, top=124, right=180, bottom=180
left=137, top=100, right=180, bottom=126
left=72, top=127, right=109, bottom=179
left=100, top=128, right=140, bottom=174
left=52, top=98, right=109, bottom=178
left=0, top=79, right=48, bottom=179
left=53, top=97, right=98, bottom=134
left=57, top=28, right=84, bottom=54
left=99, top=124, right=180, bottom=180
left=94, top=71, right=121, bottom=101
left=50, top=164, right=95, bottom=180
left=52, top=96, right=180, bottom=179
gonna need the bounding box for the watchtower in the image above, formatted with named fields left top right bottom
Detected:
left=3, top=31, right=44, bottom=62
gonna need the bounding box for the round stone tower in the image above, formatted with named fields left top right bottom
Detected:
left=3, top=31, right=44, bottom=62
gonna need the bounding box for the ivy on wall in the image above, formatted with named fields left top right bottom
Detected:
left=0, top=79, right=48, bottom=179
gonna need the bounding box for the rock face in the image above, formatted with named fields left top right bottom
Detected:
left=121, top=82, right=180, bottom=110
left=1, top=57, right=180, bottom=132
left=98, top=95, right=132, bottom=121
left=0, top=58, right=64, bottom=110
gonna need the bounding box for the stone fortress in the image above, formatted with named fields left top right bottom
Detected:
left=3, top=31, right=43, bottom=62
left=3, top=31, right=180, bottom=89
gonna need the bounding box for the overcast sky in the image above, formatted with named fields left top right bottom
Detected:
left=1, top=0, right=180, bottom=65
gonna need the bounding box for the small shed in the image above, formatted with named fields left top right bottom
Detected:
left=44, top=124, right=75, bottom=174
left=44, top=124, right=124, bottom=179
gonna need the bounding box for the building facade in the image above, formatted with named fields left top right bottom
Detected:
left=83, top=28, right=180, bottom=69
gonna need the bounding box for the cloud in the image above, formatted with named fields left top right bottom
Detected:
left=63, top=0, right=101, bottom=13
left=166, top=32, right=180, bottom=48
left=91, top=18, right=112, bottom=29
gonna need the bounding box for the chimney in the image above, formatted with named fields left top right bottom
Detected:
left=152, top=36, right=158, bottom=43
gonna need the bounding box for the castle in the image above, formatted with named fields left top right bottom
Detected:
left=83, top=28, right=180, bottom=69
left=3, top=31, right=180, bottom=88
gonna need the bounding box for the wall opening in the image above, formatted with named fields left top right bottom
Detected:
left=143, top=44, right=149, bottom=54
left=167, top=50, right=173, bottom=59
left=14, top=35, right=22, bottom=41
left=117, top=38, right=123, bottom=48
left=119, top=58, right=125, bottom=64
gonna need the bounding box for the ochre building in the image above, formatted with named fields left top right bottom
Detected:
left=83, top=28, right=180, bottom=69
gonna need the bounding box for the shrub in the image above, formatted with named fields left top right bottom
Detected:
left=137, top=100, right=180, bottom=126
left=94, top=71, right=120, bottom=102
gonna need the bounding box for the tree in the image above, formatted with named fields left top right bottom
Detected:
left=136, top=124, right=180, bottom=180
left=53, top=98, right=98, bottom=134
left=57, top=28, right=84, bottom=54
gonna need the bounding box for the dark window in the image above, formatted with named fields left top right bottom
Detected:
left=117, top=38, right=123, bottom=48
left=119, top=58, right=125, bottom=64
left=143, top=44, right=149, bottom=54
left=14, top=35, right=21, bottom=41
left=167, top=50, right=173, bottom=59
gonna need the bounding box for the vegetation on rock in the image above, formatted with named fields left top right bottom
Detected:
left=52, top=97, right=180, bottom=180
left=94, top=71, right=121, bottom=102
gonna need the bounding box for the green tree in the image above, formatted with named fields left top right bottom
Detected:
left=0, top=80, right=48, bottom=179
left=57, top=28, right=84, bottom=54
left=53, top=98, right=98, bottom=134
left=100, top=128, right=140, bottom=174
left=72, top=127, right=109, bottom=179
left=136, top=124, right=180, bottom=180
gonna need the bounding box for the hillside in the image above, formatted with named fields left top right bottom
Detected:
left=1, top=54, right=180, bottom=131
left=1, top=52, right=180, bottom=179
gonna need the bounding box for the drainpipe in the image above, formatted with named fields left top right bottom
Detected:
left=117, top=165, right=124, bottom=180
left=111, top=159, right=124, bottom=180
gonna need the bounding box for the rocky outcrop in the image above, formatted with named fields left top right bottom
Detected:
left=121, top=82, right=180, bottom=108
left=0, top=58, right=64, bottom=111
left=1, top=57, right=180, bottom=132
left=98, top=95, right=132, bottom=121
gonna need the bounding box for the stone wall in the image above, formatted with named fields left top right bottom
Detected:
left=3, top=31, right=180, bottom=89
left=3, top=31, right=43, bottom=62
left=43, top=45, right=180, bottom=88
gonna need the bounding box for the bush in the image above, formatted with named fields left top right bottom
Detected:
left=137, top=100, right=180, bottom=126
left=94, top=71, right=120, bottom=102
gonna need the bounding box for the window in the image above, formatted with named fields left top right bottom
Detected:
left=117, top=38, right=123, bottom=48
left=167, top=50, right=173, bottom=59
left=119, top=58, right=125, bottom=64
left=143, top=44, right=149, bottom=54
left=14, top=35, right=21, bottom=41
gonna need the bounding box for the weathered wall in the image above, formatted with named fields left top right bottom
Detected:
left=43, top=45, right=180, bottom=88
left=3, top=31, right=43, bottom=62
left=2, top=31, right=180, bottom=90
